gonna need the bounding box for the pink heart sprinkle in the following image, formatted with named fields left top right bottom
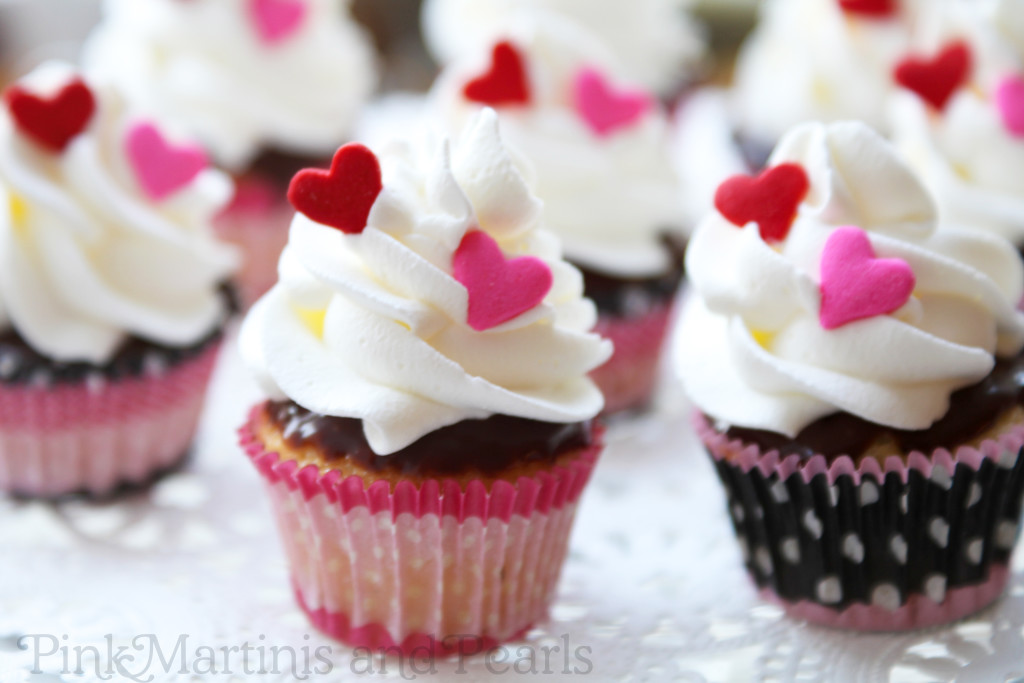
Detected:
left=248, top=0, right=307, bottom=46
left=572, top=67, right=652, bottom=137
left=996, top=74, right=1024, bottom=137
left=819, top=226, right=915, bottom=330
left=453, top=230, right=553, bottom=331
left=125, top=121, right=208, bottom=201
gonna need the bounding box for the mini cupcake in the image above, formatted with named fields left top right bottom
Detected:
left=83, top=0, right=377, bottom=306
left=238, top=109, right=611, bottom=654
left=430, top=22, right=688, bottom=413
left=0, top=63, right=237, bottom=497
left=890, top=2, right=1024, bottom=254
left=731, top=0, right=915, bottom=169
left=678, top=120, right=1024, bottom=630
left=420, top=0, right=706, bottom=101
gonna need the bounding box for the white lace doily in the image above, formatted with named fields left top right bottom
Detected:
left=1, top=322, right=1023, bottom=683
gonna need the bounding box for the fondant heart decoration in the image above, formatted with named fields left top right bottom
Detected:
left=573, top=67, right=652, bottom=137
left=248, top=0, right=307, bottom=45
left=995, top=75, right=1024, bottom=137
left=838, top=0, right=896, bottom=18
left=287, top=143, right=382, bottom=234
left=894, top=41, right=972, bottom=111
left=3, top=78, right=95, bottom=153
left=714, top=163, right=810, bottom=243
left=126, top=122, right=208, bottom=201
left=463, top=41, right=531, bottom=107
left=453, top=230, right=552, bottom=331
left=819, top=226, right=915, bottom=330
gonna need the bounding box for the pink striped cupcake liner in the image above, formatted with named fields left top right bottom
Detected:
left=214, top=178, right=293, bottom=309
left=590, top=301, right=674, bottom=415
left=695, top=412, right=1024, bottom=631
left=239, top=407, right=602, bottom=656
left=0, top=340, right=222, bottom=498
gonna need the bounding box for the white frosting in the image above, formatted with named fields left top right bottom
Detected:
left=420, top=0, right=705, bottom=96
left=0, top=63, right=238, bottom=364
left=732, top=0, right=913, bottom=142
left=83, top=0, right=377, bottom=172
left=678, top=121, right=1024, bottom=436
left=430, top=20, right=686, bottom=277
left=890, top=3, right=1024, bottom=245
left=241, top=110, right=611, bottom=455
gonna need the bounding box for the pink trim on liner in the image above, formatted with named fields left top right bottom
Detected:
left=239, top=406, right=602, bottom=655
left=591, top=301, right=674, bottom=415
left=694, top=412, right=1024, bottom=485
left=0, top=341, right=221, bottom=497
left=762, top=565, right=1010, bottom=631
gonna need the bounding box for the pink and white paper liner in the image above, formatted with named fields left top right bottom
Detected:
left=239, top=406, right=602, bottom=656
left=0, top=341, right=222, bottom=498
left=695, top=412, right=1024, bottom=631
left=591, top=302, right=674, bottom=415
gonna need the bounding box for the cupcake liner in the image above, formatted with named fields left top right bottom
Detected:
left=590, top=301, right=674, bottom=414
left=695, top=413, right=1024, bottom=631
left=214, top=178, right=293, bottom=308
left=239, top=408, right=602, bottom=656
left=0, top=341, right=222, bottom=498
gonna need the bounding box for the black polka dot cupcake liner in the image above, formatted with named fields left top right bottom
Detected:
left=695, top=413, right=1024, bottom=631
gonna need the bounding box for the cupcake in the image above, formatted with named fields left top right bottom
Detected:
left=0, top=62, right=237, bottom=498
left=429, top=22, right=688, bottom=413
left=420, top=0, right=706, bottom=101
left=731, top=0, right=916, bottom=169
left=678, top=120, right=1024, bottom=630
left=890, top=2, right=1024, bottom=254
left=238, top=109, right=611, bottom=654
left=83, top=0, right=377, bottom=307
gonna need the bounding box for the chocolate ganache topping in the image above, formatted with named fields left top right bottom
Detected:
left=725, top=348, right=1024, bottom=460
left=266, top=400, right=594, bottom=476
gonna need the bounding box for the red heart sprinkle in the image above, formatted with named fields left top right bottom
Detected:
left=453, top=230, right=553, bottom=331
left=819, top=226, right=915, bottom=330
left=714, top=163, right=810, bottom=243
left=463, top=41, right=531, bottom=107
left=894, top=41, right=972, bottom=111
left=838, top=0, right=896, bottom=18
left=287, top=143, right=383, bottom=234
left=3, top=78, right=95, bottom=153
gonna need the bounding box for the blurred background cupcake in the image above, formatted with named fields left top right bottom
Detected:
left=82, top=0, right=378, bottom=307
left=730, top=0, right=917, bottom=169
left=890, top=0, right=1024, bottom=256
left=420, top=0, right=707, bottom=102
left=0, top=62, right=237, bottom=497
left=428, top=20, right=688, bottom=414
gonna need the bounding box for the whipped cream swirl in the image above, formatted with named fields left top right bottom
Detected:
left=84, top=0, right=377, bottom=172
left=430, top=20, right=686, bottom=277
left=241, top=110, right=612, bottom=455
left=420, top=0, right=705, bottom=96
left=678, top=121, right=1024, bottom=436
left=0, top=63, right=238, bottom=364
left=732, top=0, right=913, bottom=142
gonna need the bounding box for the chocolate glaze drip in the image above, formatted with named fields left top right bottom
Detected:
left=242, top=148, right=332, bottom=189
left=724, top=349, right=1024, bottom=460
left=578, top=232, right=686, bottom=317
left=0, top=286, right=234, bottom=386
left=266, top=400, right=594, bottom=476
